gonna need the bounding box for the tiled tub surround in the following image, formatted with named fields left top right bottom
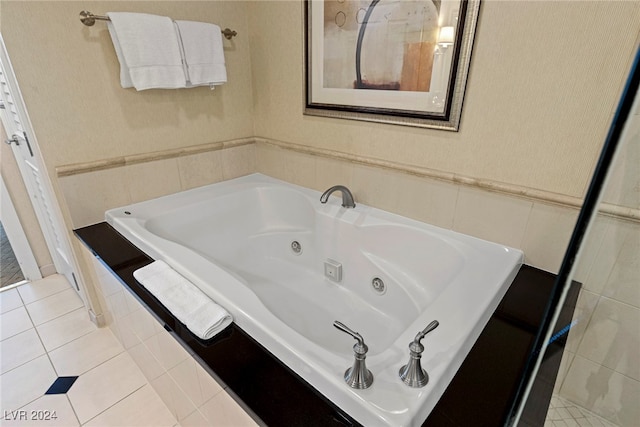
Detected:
left=58, top=140, right=256, bottom=229
left=76, top=222, right=579, bottom=427
left=58, top=138, right=585, bottom=272
left=59, top=137, right=639, bottom=424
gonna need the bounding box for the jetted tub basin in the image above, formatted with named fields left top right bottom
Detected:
left=106, top=173, right=523, bottom=426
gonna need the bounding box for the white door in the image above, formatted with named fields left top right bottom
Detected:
left=0, top=36, right=87, bottom=305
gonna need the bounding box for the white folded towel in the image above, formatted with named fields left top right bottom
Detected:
left=107, top=12, right=186, bottom=90
left=174, top=20, right=227, bottom=87
left=133, top=260, right=233, bottom=340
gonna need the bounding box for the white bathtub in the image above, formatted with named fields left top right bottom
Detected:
left=106, top=173, right=523, bottom=426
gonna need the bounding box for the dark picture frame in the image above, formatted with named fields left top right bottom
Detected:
left=304, top=0, right=481, bottom=131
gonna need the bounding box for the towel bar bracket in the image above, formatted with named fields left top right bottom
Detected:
left=79, top=10, right=101, bottom=27
left=79, top=10, right=238, bottom=40
left=221, top=28, right=238, bottom=40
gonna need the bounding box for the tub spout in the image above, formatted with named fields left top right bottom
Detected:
left=320, top=185, right=356, bottom=208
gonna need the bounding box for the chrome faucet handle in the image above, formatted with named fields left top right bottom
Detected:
left=333, top=321, right=373, bottom=389
left=410, top=320, right=439, bottom=351
left=334, top=321, right=367, bottom=353
left=399, top=320, right=439, bottom=388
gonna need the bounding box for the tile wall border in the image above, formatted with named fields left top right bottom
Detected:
left=55, top=138, right=255, bottom=178
left=256, top=138, right=639, bottom=223
left=54, top=136, right=639, bottom=223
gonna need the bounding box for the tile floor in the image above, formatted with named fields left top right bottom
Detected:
left=0, top=275, right=178, bottom=426
left=544, top=395, right=619, bottom=427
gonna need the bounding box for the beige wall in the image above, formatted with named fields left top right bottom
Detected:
left=248, top=1, right=640, bottom=199
left=1, top=1, right=255, bottom=170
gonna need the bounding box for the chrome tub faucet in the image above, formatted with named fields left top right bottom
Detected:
left=320, top=185, right=356, bottom=208
left=399, top=320, right=440, bottom=388
left=333, top=321, right=373, bottom=389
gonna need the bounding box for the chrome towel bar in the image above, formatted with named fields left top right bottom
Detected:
left=79, top=10, right=238, bottom=40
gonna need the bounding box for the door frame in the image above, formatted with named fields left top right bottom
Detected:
left=0, top=34, right=89, bottom=307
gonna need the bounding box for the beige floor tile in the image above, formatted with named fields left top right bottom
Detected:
left=179, top=410, right=209, bottom=427
left=0, top=306, right=33, bottom=340
left=35, top=307, right=96, bottom=352
left=67, top=352, right=147, bottom=424
left=0, top=328, right=46, bottom=374
left=200, top=391, right=258, bottom=427
left=0, top=355, right=57, bottom=411
left=84, top=384, right=176, bottom=427
left=0, top=288, right=23, bottom=314
left=17, top=275, right=71, bottom=305
left=48, top=327, right=123, bottom=376
left=1, top=394, right=79, bottom=426
left=195, top=363, right=223, bottom=403
left=25, top=288, right=83, bottom=326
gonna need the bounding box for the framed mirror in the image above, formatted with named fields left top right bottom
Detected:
left=304, top=0, right=480, bottom=131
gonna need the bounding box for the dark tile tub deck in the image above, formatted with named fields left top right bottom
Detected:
left=75, top=222, right=579, bottom=427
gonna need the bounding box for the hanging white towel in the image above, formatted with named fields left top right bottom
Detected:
left=133, top=260, right=233, bottom=340
left=107, top=12, right=186, bottom=90
left=174, top=20, right=227, bottom=87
